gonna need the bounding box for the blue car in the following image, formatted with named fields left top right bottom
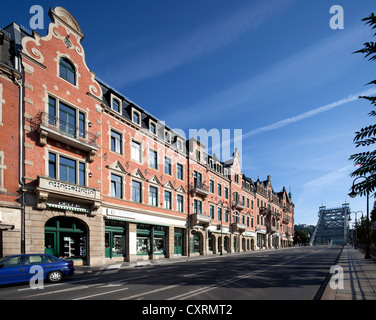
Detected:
left=0, top=254, right=74, bottom=285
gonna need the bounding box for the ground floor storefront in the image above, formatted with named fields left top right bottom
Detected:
left=23, top=203, right=293, bottom=266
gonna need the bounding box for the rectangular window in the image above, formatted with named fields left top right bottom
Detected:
left=164, top=190, right=172, bottom=209
left=225, top=210, right=229, bottom=223
left=131, top=141, right=142, bottom=162
left=210, top=205, right=214, bottom=219
left=132, top=180, right=142, bottom=203
left=177, top=194, right=184, bottom=212
left=78, top=112, right=85, bottom=138
left=164, top=157, right=171, bottom=175
left=59, top=156, right=76, bottom=184
left=149, top=186, right=158, bottom=206
left=111, top=130, right=122, bottom=154
left=48, top=153, right=56, bottom=179
left=149, top=150, right=158, bottom=169
left=177, top=163, right=183, bottom=180
left=111, top=174, right=122, bottom=198
left=210, top=180, right=214, bottom=193
left=193, top=199, right=202, bottom=214
left=79, top=162, right=85, bottom=186
left=48, top=96, right=56, bottom=125
left=218, top=184, right=222, bottom=197
left=217, top=207, right=222, bottom=221
left=225, top=187, right=229, bottom=199
left=48, top=152, right=85, bottom=186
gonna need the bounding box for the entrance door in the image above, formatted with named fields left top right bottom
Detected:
left=174, top=234, right=183, bottom=255
left=105, top=232, right=111, bottom=258
left=44, top=232, right=56, bottom=256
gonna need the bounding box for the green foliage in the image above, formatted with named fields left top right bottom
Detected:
left=349, top=13, right=376, bottom=197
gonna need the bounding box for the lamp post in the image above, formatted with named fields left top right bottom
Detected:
left=348, top=176, right=371, bottom=259
left=351, top=211, right=362, bottom=249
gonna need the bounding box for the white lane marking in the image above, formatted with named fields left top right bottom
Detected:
left=119, top=283, right=187, bottom=300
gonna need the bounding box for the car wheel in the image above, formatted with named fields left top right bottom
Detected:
left=47, top=270, right=63, bottom=283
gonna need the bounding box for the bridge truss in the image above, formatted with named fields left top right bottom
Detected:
left=309, top=203, right=350, bottom=245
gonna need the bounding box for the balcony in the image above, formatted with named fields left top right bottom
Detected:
left=35, top=112, right=98, bottom=162
left=267, top=225, right=277, bottom=234
left=282, top=215, right=290, bottom=225
left=231, top=222, right=247, bottom=233
left=190, top=213, right=211, bottom=227
left=190, top=181, right=209, bottom=198
left=232, top=200, right=245, bottom=211
left=259, top=207, right=269, bottom=216
left=34, top=175, right=101, bottom=215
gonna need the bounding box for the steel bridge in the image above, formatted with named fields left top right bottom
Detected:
left=309, top=203, right=350, bottom=245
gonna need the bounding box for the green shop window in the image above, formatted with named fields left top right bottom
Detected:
left=44, top=217, right=87, bottom=260
left=136, top=224, right=166, bottom=255
left=105, top=219, right=126, bottom=259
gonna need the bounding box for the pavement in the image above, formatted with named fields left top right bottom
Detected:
left=74, top=245, right=376, bottom=300
left=321, top=245, right=376, bottom=300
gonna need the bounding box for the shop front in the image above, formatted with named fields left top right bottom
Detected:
left=44, top=216, right=87, bottom=261
left=103, top=206, right=187, bottom=262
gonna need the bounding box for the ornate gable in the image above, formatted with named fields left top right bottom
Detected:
left=147, top=175, right=161, bottom=185
left=106, top=161, right=127, bottom=174
left=130, top=168, right=145, bottom=180
left=163, top=180, right=175, bottom=190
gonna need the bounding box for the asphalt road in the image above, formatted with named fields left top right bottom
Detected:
left=0, top=245, right=342, bottom=302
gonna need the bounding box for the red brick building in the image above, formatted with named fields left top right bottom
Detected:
left=0, top=25, right=23, bottom=257
left=0, top=7, right=294, bottom=265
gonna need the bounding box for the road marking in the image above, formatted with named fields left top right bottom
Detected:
left=20, top=283, right=103, bottom=298
left=17, top=277, right=99, bottom=291
left=183, top=269, right=215, bottom=277
left=99, top=275, right=149, bottom=287
left=146, top=266, right=178, bottom=272
left=73, top=287, right=129, bottom=300
left=168, top=247, right=332, bottom=300
left=119, top=282, right=186, bottom=300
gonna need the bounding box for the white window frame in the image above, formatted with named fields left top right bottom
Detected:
left=110, top=93, right=122, bottom=114
left=132, top=107, right=141, bottom=126
left=131, top=140, right=142, bottom=163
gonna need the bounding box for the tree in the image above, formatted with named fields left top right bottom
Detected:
left=349, top=13, right=376, bottom=197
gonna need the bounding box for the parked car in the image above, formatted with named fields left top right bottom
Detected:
left=0, top=254, right=74, bottom=285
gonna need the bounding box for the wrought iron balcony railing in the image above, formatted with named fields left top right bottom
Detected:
left=34, top=112, right=98, bottom=162
left=37, top=112, right=98, bottom=146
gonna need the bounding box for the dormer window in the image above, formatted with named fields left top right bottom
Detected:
left=132, top=108, right=141, bottom=126
left=149, top=120, right=157, bottom=135
left=111, top=94, right=121, bottom=113
left=59, top=57, right=76, bottom=85
left=164, top=130, right=171, bottom=144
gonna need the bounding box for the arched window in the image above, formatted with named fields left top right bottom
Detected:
left=59, top=57, right=76, bottom=85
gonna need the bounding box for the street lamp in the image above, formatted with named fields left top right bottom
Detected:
left=348, top=176, right=371, bottom=259
left=351, top=211, right=362, bottom=249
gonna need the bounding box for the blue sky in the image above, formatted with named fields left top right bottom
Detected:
left=2, top=0, right=376, bottom=226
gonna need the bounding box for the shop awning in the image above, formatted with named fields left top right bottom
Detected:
left=46, top=203, right=90, bottom=213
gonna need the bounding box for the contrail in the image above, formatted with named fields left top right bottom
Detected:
left=237, top=87, right=376, bottom=143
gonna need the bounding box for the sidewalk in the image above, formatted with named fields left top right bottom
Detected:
left=321, top=245, right=376, bottom=300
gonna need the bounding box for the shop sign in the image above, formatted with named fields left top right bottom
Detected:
left=106, top=208, right=136, bottom=220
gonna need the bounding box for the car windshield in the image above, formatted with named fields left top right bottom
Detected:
left=0, top=256, right=10, bottom=263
